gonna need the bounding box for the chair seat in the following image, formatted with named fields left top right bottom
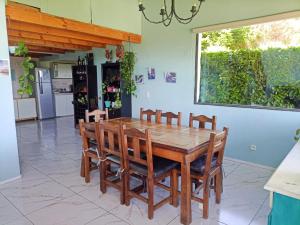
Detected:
left=190, top=154, right=218, bottom=175
left=107, top=155, right=121, bottom=164
left=130, top=157, right=178, bottom=178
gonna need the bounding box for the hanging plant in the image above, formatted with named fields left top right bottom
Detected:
left=14, top=42, right=35, bottom=98
left=295, top=129, right=300, bottom=141
left=120, top=51, right=137, bottom=96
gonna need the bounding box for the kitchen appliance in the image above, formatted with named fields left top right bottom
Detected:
left=35, top=68, right=55, bottom=119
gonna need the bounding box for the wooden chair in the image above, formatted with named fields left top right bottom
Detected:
left=140, top=108, right=162, bottom=123
left=98, top=121, right=125, bottom=204
left=79, top=119, right=101, bottom=183
left=85, top=109, right=109, bottom=122
left=161, top=111, right=182, bottom=126
left=189, top=113, right=216, bottom=130
left=175, top=128, right=228, bottom=219
left=121, top=125, right=178, bottom=219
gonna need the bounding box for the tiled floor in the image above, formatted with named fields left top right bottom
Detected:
left=0, top=116, right=274, bottom=225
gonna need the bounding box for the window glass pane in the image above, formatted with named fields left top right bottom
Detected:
left=197, top=17, right=300, bottom=110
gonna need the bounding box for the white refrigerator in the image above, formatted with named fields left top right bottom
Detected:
left=35, top=68, right=55, bottom=119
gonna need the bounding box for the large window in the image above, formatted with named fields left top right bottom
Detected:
left=195, top=16, right=300, bottom=110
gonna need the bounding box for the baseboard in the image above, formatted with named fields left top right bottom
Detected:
left=0, top=175, right=21, bottom=185
left=224, top=156, right=275, bottom=170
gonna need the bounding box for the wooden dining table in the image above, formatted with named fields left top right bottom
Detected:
left=103, top=117, right=221, bottom=225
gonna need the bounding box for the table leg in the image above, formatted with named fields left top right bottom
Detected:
left=180, top=159, right=191, bottom=225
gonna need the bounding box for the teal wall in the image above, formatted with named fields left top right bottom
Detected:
left=0, top=0, right=20, bottom=182
left=10, top=0, right=141, bottom=34
left=132, top=0, right=300, bottom=167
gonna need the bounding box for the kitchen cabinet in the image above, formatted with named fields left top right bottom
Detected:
left=14, top=99, right=19, bottom=120
left=53, top=63, right=73, bottom=79
left=54, top=93, right=74, bottom=117
left=14, top=98, right=37, bottom=121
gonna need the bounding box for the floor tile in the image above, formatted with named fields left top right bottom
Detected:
left=0, top=194, right=24, bottom=225
left=86, top=212, right=129, bottom=225
left=26, top=195, right=106, bottom=225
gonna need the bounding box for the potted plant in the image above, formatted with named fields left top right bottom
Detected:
left=14, top=42, right=35, bottom=98
left=102, top=82, right=111, bottom=108
left=120, top=51, right=137, bottom=96
left=114, top=93, right=122, bottom=109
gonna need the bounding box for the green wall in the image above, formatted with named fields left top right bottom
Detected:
left=132, top=0, right=300, bottom=167
left=0, top=0, right=20, bottom=183
left=10, top=0, right=141, bottom=34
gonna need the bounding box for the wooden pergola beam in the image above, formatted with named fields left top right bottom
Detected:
left=6, top=2, right=142, bottom=44
left=9, top=36, right=96, bottom=51
left=8, top=21, right=123, bottom=46
left=8, top=29, right=106, bottom=49
left=26, top=45, right=67, bottom=54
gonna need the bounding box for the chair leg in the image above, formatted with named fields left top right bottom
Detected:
left=203, top=181, right=210, bottom=219
left=100, top=161, right=107, bottom=193
left=84, top=154, right=90, bottom=183
left=124, top=172, right=130, bottom=206
left=147, top=178, right=154, bottom=220
left=120, top=171, right=125, bottom=205
left=170, top=169, right=178, bottom=207
left=215, top=173, right=222, bottom=204
left=80, top=153, right=85, bottom=177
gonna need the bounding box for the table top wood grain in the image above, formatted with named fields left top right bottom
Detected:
left=104, top=117, right=220, bottom=154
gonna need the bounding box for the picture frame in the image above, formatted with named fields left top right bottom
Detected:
left=165, top=72, right=176, bottom=83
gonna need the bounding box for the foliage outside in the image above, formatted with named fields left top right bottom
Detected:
left=120, top=51, right=137, bottom=96
left=14, top=42, right=35, bottom=98
left=199, top=19, right=300, bottom=109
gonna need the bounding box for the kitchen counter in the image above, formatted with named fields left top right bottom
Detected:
left=53, top=92, right=73, bottom=95
left=264, top=141, right=300, bottom=200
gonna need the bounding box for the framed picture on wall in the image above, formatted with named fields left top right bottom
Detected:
left=0, top=59, right=9, bottom=76
left=135, top=74, right=144, bottom=84
left=148, top=67, right=156, bottom=80
left=165, top=72, right=176, bottom=83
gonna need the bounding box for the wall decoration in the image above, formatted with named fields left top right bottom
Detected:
left=135, top=74, right=144, bottom=84
left=165, top=72, right=176, bottom=83
left=0, top=59, right=9, bottom=76
left=105, top=49, right=113, bottom=62
left=148, top=67, right=156, bottom=80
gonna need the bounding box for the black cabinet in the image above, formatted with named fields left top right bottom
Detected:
left=102, top=63, right=132, bottom=119
left=72, top=65, right=98, bottom=126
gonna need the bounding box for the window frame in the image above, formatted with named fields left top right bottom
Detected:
left=193, top=11, right=300, bottom=112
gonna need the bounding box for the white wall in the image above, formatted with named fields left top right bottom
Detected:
left=132, top=0, right=300, bottom=167
left=0, top=0, right=20, bottom=182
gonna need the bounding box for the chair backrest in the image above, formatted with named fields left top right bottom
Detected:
left=98, top=121, right=123, bottom=160
left=189, top=113, right=216, bottom=130
left=79, top=119, right=98, bottom=150
left=140, top=108, right=162, bottom=123
left=161, top=111, right=182, bottom=126
left=121, top=125, right=153, bottom=176
left=203, top=127, right=229, bottom=176
left=85, top=109, right=109, bottom=122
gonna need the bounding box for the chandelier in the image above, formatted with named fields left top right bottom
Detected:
left=138, top=0, right=205, bottom=27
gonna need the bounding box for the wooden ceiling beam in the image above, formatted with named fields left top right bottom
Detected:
left=8, top=29, right=106, bottom=48
left=8, top=21, right=123, bottom=46
left=6, top=2, right=142, bottom=44
left=26, top=45, right=67, bottom=54
left=8, top=36, right=95, bottom=51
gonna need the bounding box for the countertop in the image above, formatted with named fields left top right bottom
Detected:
left=53, top=92, right=73, bottom=95
left=264, top=141, right=300, bottom=200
